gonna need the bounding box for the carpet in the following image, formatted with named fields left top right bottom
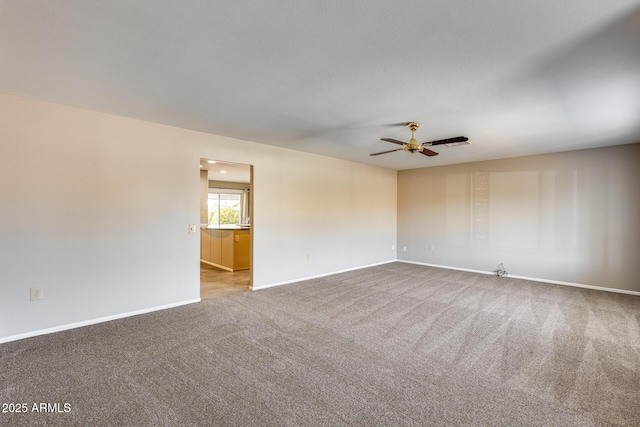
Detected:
left=1, top=262, right=639, bottom=426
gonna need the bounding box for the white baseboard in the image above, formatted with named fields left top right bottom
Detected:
left=0, top=298, right=201, bottom=344
left=507, top=274, right=640, bottom=296
left=251, top=259, right=397, bottom=291
left=397, top=260, right=640, bottom=297
left=200, top=259, right=233, bottom=272
left=399, top=260, right=494, bottom=276
left=5, top=259, right=636, bottom=344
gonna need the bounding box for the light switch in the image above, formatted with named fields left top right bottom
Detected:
left=189, top=224, right=197, bottom=234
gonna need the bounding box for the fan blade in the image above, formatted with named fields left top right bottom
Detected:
left=370, top=148, right=404, bottom=156
left=419, top=147, right=439, bottom=157
left=422, top=136, right=469, bottom=146
left=381, top=138, right=406, bottom=146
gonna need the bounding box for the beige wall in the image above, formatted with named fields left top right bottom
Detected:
left=398, top=144, right=640, bottom=292
left=0, top=93, right=397, bottom=340
left=199, top=170, right=208, bottom=225
left=208, top=180, right=250, bottom=190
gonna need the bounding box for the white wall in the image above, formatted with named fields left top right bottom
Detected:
left=0, top=93, right=397, bottom=340
left=397, top=144, right=640, bottom=293
left=199, top=170, right=208, bottom=225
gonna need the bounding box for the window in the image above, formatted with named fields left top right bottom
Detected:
left=208, top=190, right=243, bottom=226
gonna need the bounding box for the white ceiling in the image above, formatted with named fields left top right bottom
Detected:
left=1, top=1, right=639, bottom=170
left=200, top=159, right=250, bottom=184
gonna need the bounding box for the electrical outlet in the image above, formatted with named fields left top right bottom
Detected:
left=30, top=287, right=43, bottom=301
left=189, top=224, right=197, bottom=234
left=403, top=246, right=407, bottom=252
left=391, top=244, right=395, bottom=250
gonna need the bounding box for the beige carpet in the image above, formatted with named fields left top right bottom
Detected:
left=1, top=262, right=639, bottom=426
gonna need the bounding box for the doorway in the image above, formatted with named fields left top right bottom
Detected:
left=199, top=159, right=252, bottom=299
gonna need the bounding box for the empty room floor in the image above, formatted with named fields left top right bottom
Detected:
left=1, top=263, right=639, bottom=425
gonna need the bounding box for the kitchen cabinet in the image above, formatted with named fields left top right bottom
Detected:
left=200, top=227, right=250, bottom=271
left=200, top=227, right=211, bottom=262
left=209, top=229, right=222, bottom=264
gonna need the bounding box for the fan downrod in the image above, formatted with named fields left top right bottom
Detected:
left=406, top=122, right=421, bottom=152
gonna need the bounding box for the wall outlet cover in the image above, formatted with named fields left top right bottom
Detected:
left=30, top=287, right=43, bottom=301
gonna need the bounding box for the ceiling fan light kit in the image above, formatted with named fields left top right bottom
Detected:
left=370, top=122, right=469, bottom=157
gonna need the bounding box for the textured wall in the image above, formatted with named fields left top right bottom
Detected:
left=0, top=94, right=397, bottom=340
left=397, top=144, right=640, bottom=292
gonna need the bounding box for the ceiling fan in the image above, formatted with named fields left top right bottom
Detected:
left=370, top=122, right=469, bottom=157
